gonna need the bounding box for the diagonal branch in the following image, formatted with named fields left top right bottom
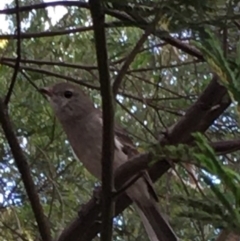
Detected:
left=0, top=100, right=52, bottom=241
left=89, top=1, right=114, bottom=241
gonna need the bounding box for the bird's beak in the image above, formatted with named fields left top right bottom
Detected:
left=39, top=87, right=53, bottom=98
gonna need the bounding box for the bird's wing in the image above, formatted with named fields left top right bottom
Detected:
left=114, top=123, right=158, bottom=202
left=95, top=110, right=158, bottom=201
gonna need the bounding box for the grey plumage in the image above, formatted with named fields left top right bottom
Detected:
left=40, top=82, right=178, bottom=241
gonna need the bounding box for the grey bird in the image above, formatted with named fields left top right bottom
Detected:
left=40, top=82, right=178, bottom=241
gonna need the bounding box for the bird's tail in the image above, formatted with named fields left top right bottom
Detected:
left=134, top=201, right=178, bottom=241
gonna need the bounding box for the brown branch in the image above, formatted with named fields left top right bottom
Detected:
left=0, top=100, right=52, bottom=241
left=89, top=1, right=114, bottom=241
left=4, top=0, right=21, bottom=105
left=211, top=139, right=240, bottom=154
left=160, top=75, right=228, bottom=144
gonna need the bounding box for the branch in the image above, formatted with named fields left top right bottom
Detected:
left=212, top=139, right=240, bottom=154
left=0, top=100, right=52, bottom=241
left=89, top=1, right=114, bottom=241
left=160, top=75, right=228, bottom=144
left=0, top=1, right=89, bottom=15
left=93, top=135, right=240, bottom=197
left=4, top=0, right=21, bottom=105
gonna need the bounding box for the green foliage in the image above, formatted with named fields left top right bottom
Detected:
left=174, top=133, right=240, bottom=234
left=193, top=29, right=240, bottom=107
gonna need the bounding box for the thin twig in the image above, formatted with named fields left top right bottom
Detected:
left=169, top=162, right=204, bottom=236
left=116, top=99, right=157, bottom=139
left=112, top=10, right=161, bottom=96
left=89, top=1, right=114, bottom=241
left=0, top=1, right=88, bottom=15
left=4, top=0, right=21, bottom=105
left=1, top=61, right=99, bottom=90
left=1, top=57, right=99, bottom=70
left=104, top=8, right=204, bottom=60
left=127, top=59, right=202, bottom=73
left=1, top=61, right=188, bottom=117
left=1, top=222, right=29, bottom=241
left=0, top=26, right=92, bottom=40
left=0, top=22, right=133, bottom=40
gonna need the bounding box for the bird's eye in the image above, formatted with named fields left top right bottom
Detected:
left=64, top=90, right=73, bottom=99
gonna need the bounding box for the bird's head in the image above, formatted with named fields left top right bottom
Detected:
left=39, top=82, right=94, bottom=121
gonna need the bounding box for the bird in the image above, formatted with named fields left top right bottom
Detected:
left=40, top=82, right=178, bottom=241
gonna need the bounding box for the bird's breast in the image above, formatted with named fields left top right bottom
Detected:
left=60, top=115, right=126, bottom=178
left=65, top=118, right=103, bottom=179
